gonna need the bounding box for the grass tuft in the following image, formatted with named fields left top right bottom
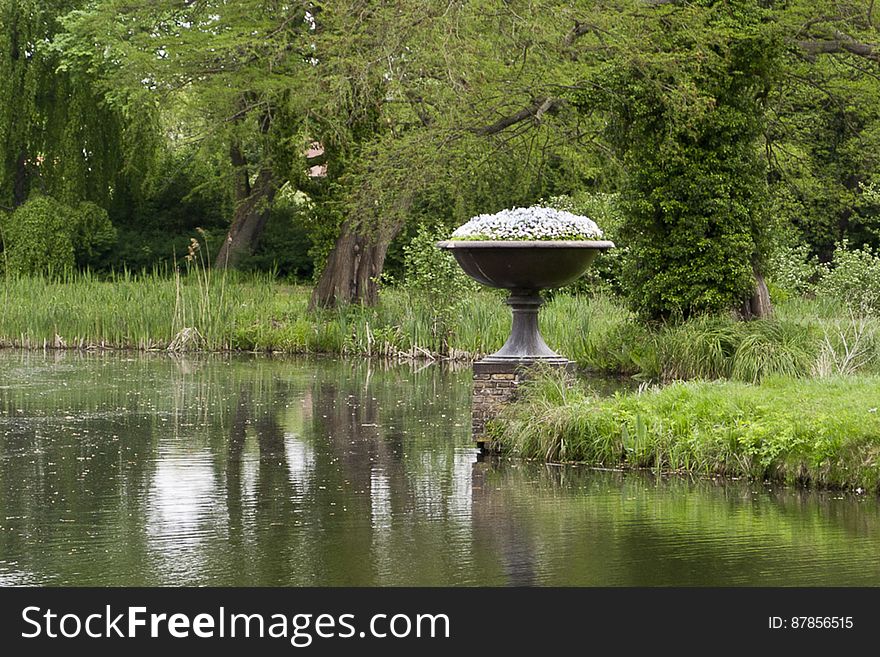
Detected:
left=491, top=372, right=880, bottom=491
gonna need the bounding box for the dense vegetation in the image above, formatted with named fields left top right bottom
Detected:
left=489, top=373, right=880, bottom=491
left=0, top=0, right=879, bottom=321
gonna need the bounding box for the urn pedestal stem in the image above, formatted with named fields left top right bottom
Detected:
left=481, top=291, right=569, bottom=365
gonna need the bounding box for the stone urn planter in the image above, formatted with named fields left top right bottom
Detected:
left=437, top=207, right=613, bottom=365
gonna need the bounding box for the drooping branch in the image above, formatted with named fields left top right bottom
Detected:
left=472, top=14, right=617, bottom=136
left=798, top=31, right=880, bottom=63
left=472, top=97, right=563, bottom=136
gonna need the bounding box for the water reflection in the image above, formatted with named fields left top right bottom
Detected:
left=1, top=351, right=880, bottom=586
left=472, top=460, right=880, bottom=585
left=147, top=451, right=218, bottom=584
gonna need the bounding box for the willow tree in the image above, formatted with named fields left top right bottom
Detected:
left=57, top=0, right=607, bottom=293
left=56, top=0, right=316, bottom=268
left=0, top=0, right=140, bottom=210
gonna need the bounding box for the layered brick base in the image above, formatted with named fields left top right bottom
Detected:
left=471, top=360, right=573, bottom=451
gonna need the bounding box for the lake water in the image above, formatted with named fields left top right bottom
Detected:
left=0, top=351, right=878, bottom=586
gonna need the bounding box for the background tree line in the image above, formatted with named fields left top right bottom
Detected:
left=1, top=0, right=879, bottom=321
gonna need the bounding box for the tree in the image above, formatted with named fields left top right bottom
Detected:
left=572, top=1, right=781, bottom=320
left=308, top=0, right=609, bottom=308
left=0, top=0, right=143, bottom=210
left=56, top=0, right=316, bottom=268
left=766, top=1, right=880, bottom=261
left=56, top=0, right=614, bottom=300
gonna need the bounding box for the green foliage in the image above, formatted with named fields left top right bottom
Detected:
left=816, top=243, right=880, bottom=312
left=767, top=47, right=880, bottom=260
left=1, top=195, right=115, bottom=275
left=583, top=1, right=782, bottom=319
left=545, top=191, right=626, bottom=296
left=766, top=240, right=819, bottom=300
left=98, top=147, right=231, bottom=271
left=491, top=374, right=880, bottom=491
left=237, top=201, right=314, bottom=280
left=401, top=224, right=479, bottom=353
left=5, top=0, right=880, bottom=315
left=73, top=201, right=116, bottom=263
left=0, top=0, right=155, bottom=209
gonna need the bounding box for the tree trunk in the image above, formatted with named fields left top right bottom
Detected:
left=309, top=217, right=404, bottom=309
left=214, top=143, right=276, bottom=269
left=740, top=268, right=773, bottom=320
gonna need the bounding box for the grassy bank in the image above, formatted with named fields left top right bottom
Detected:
left=0, top=271, right=628, bottom=358
left=0, top=272, right=877, bottom=382
left=490, top=374, right=880, bottom=491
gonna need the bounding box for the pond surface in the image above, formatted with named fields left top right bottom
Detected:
left=0, top=351, right=878, bottom=586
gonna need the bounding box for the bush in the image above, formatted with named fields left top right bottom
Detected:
left=103, top=147, right=230, bottom=272
left=816, top=242, right=880, bottom=312
left=401, top=223, right=479, bottom=353
left=766, top=240, right=819, bottom=300
left=237, top=195, right=314, bottom=280
left=0, top=195, right=116, bottom=275
left=545, top=191, right=626, bottom=297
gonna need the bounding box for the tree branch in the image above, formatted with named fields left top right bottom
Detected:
left=472, top=97, right=563, bottom=136
left=798, top=32, right=880, bottom=64
left=563, top=20, right=612, bottom=47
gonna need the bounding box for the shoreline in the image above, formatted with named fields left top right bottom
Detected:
left=487, top=375, right=880, bottom=493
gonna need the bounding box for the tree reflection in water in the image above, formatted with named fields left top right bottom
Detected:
left=3, top=352, right=880, bottom=586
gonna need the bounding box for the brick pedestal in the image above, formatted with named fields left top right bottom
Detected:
left=471, top=360, right=573, bottom=451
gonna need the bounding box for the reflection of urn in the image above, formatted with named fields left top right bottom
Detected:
left=437, top=240, right=614, bottom=364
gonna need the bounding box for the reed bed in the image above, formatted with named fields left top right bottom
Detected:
left=2, top=272, right=880, bottom=381
left=0, top=272, right=627, bottom=360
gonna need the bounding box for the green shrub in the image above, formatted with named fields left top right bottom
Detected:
left=402, top=223, right=479, bottom=353
left=582, top=4, right=781, bottom=320
left=1, top=195, right=116, bottom=275
left=73, top=201, right=117, bottom=265
left=816, top=242, right=880, bottom=312
left=237, top=197, right=314, bottom=280
left=2, top=196, right=75, bottom=274
left=545, top=191, right=626, bottom=297
left=766, top=240, right=819, bottom=300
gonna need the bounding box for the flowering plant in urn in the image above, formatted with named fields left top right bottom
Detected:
left=450, top=206, right=604, bottom=241
left=437, top=206, right=614, bottom=364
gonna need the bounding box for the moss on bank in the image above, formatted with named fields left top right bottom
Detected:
left=489, top=374, right=880, bottom=491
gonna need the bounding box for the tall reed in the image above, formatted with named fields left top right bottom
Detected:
left=2, top=271, right=880, bottom=380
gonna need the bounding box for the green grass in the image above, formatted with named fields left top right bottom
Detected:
left=0, top=269, right=278, bottom=351
left=0, top=271, right=629, bottom=359
left=490, top=373, right=880, bottom=491
left=580, top=302, right=880, bottom=382
left=1, top=272, right=879, bottom=382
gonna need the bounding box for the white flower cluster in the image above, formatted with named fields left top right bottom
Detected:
left=450, top=206, right=603, bottom=241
